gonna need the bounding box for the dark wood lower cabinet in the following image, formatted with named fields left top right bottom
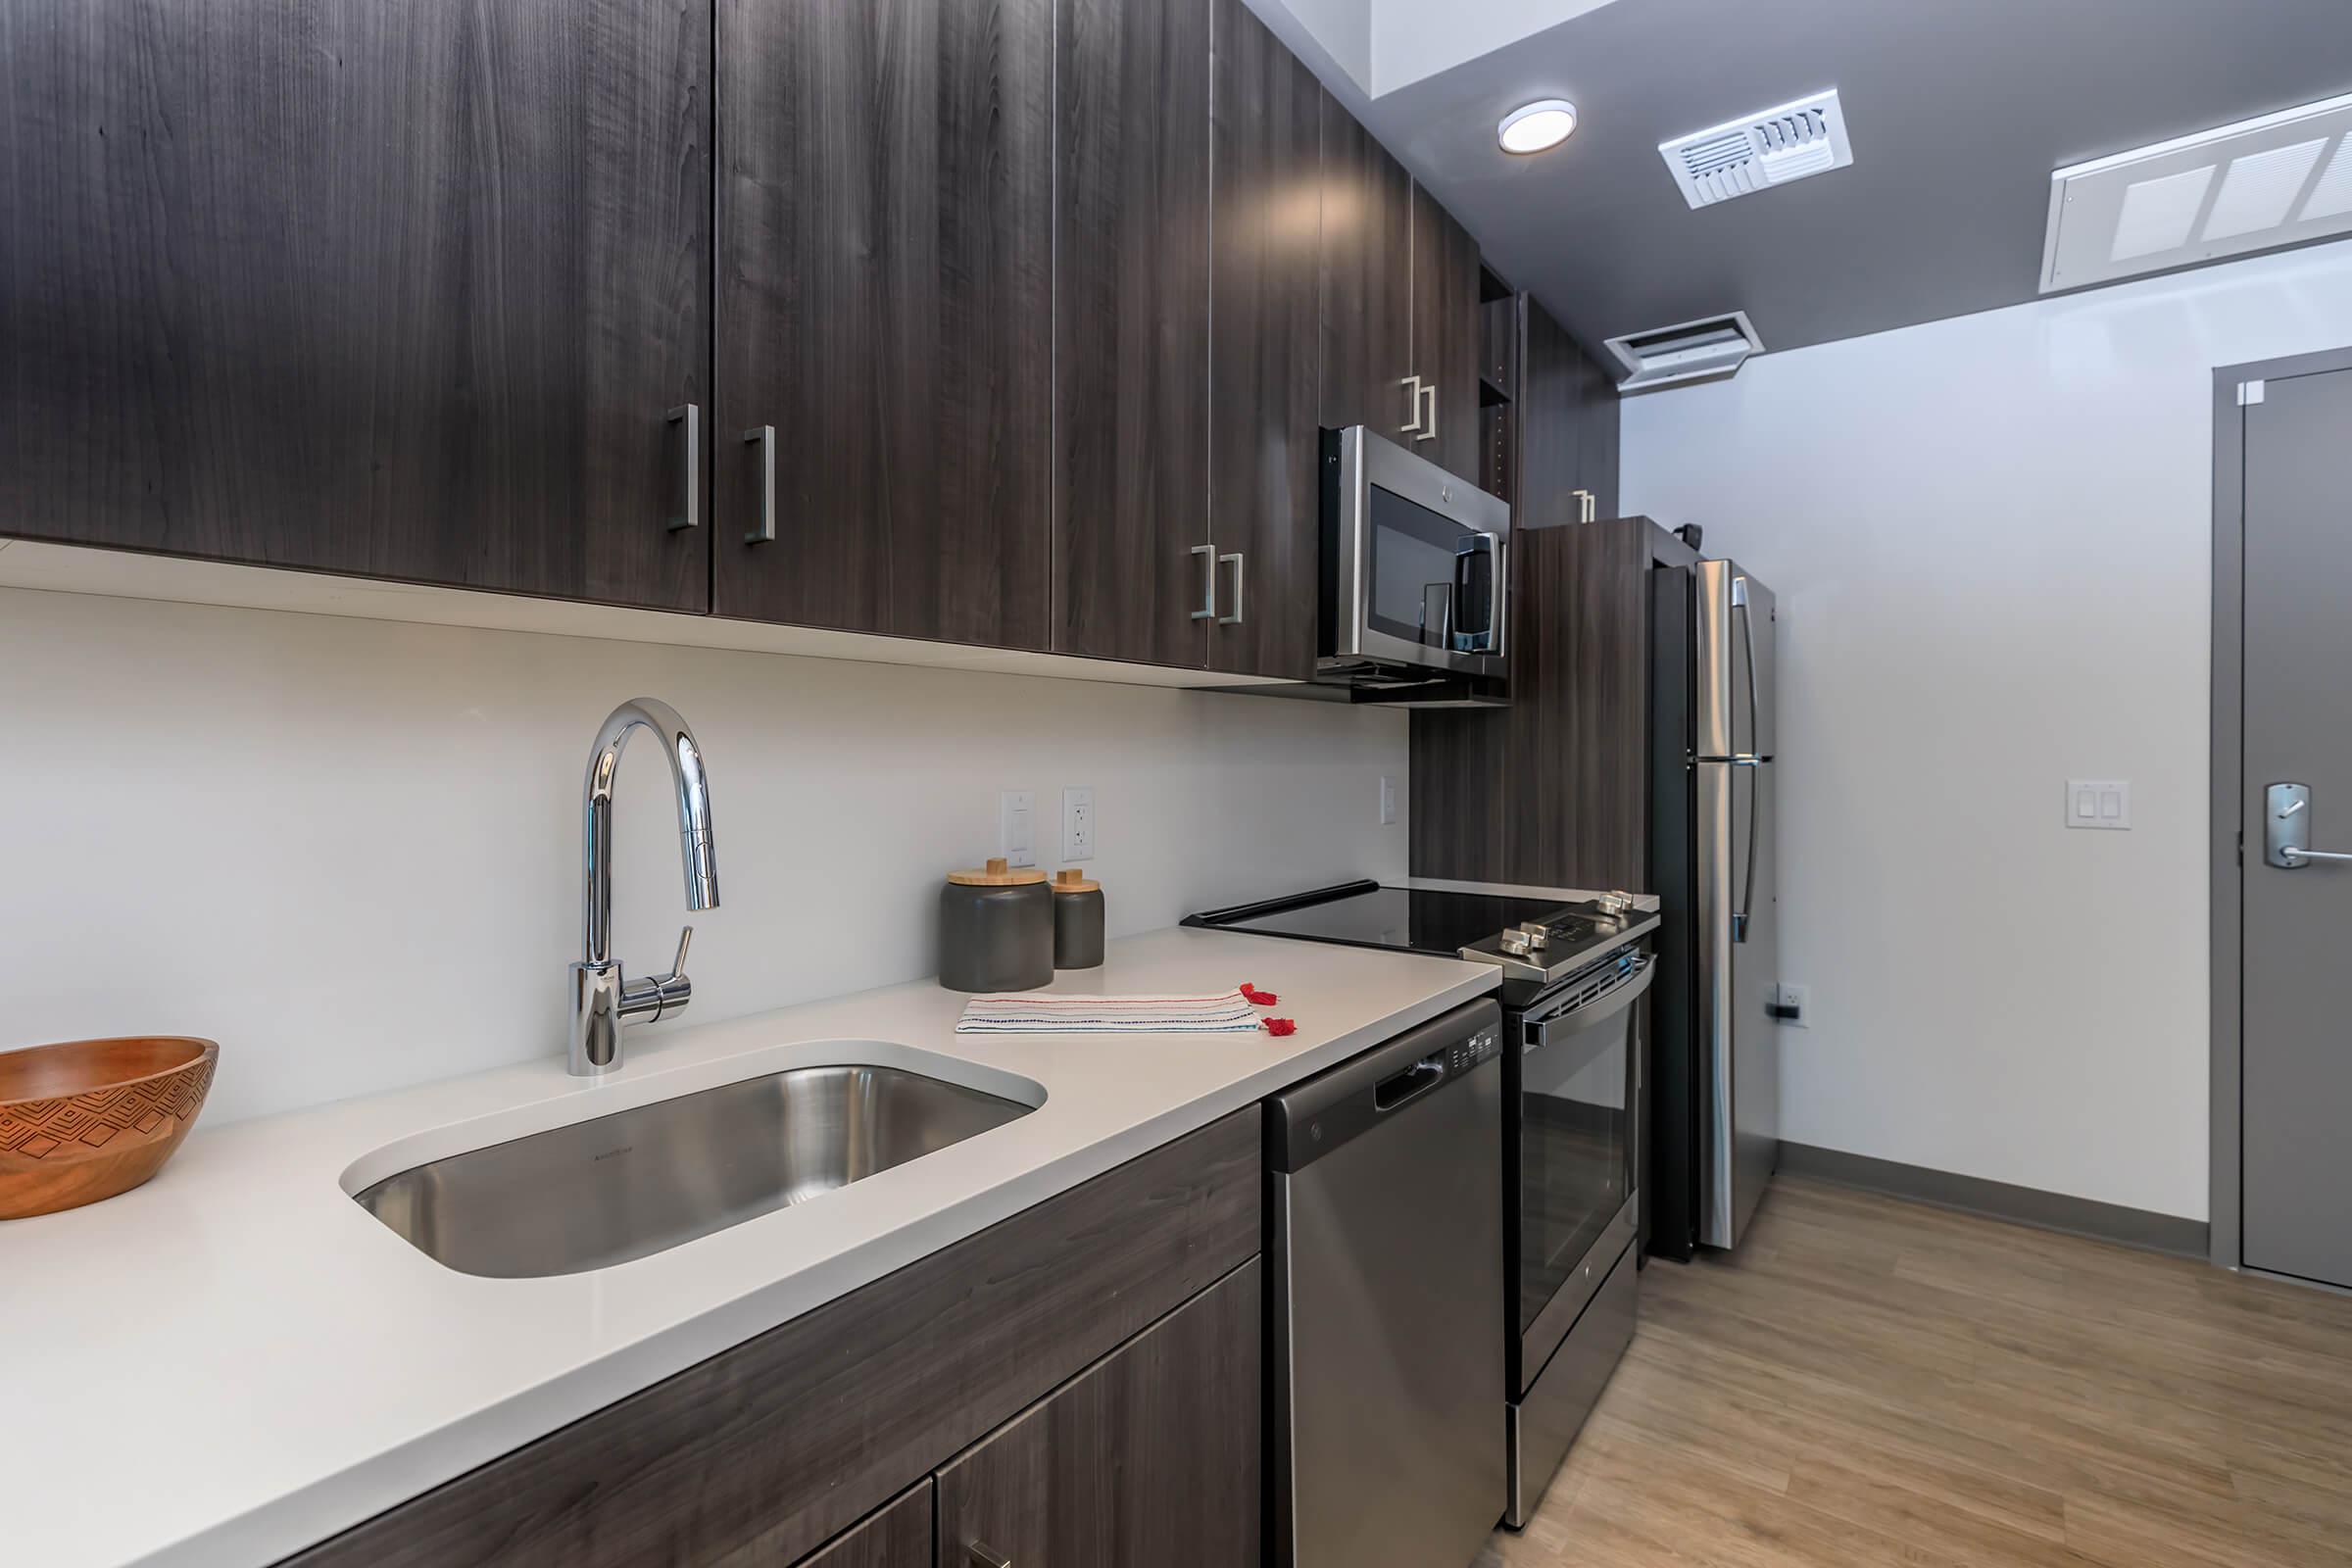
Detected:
left=938, top=1260, right=1261, bottom=1568
left=791, top=1484, right=934, bottom=1568
left=277, top=1109, right=1259, bottom=1568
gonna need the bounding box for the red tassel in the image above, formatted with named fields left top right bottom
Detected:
left=1262, top=1017, right=1297, bottom=1037
left=1240, top=982, right=1279, bottom=1006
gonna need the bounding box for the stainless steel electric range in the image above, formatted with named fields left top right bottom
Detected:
left=1186, top=878, right=1660, bottom=1532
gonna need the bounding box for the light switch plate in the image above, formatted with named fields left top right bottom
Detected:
left=2066, top=778, right=2132, bottom=830
left=1062, top=786, right=1095, bottom=862
left=999, top=790, right=1035, bottom=866
left=1379, top=775, right=1397, bottom=826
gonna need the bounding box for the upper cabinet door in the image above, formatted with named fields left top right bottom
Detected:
left=0, top=0, right=711, bottom=611
left=1207, top=0, right=1320, bottom=682
left=1054, top=0, right=1213, bottom=665
left=1519, top=295, right=1586, bottom=530
left=714, top=0, right=1054, bottom=649
left=937, top=1261, right=1261, bottom=1568
left=1317, top=97, right=1415, bottom=442
left=1410, top=184, right=1484, bottom=483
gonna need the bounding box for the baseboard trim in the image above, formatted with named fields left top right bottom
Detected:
left=1778, top=1142, right=2211, bottom=1260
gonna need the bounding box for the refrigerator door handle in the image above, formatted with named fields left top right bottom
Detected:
left=1733, top=584, right=1762, bottom=943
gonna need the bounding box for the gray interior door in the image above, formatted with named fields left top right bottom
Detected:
left=2241, top=364, right=2352, bottom=1290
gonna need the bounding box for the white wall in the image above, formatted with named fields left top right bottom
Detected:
left=1624, top=237, right=2352, bottom=1222
left=1368, top=0, right=1620, bottom=95
left=0, top=588, right=1407, bottom=1125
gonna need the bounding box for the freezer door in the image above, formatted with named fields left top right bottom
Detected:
left=1693, top=561, right=1776, bottom=760
left=1695, top=758, right=1780, bottom=1250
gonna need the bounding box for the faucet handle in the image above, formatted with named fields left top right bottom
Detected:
left=667, top=925, right=694, bottom=979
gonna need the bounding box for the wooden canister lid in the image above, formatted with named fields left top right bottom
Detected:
left=1052, top=868, right=1101, bottom=894
left=949, top=857, right=1048, bottom=887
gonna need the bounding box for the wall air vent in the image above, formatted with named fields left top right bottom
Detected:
left=1603, top=311, right=1764, bottom=393
left=2040, top=90, right=2352, bottom=293
left=1659, top=90, right=1853, bottom=209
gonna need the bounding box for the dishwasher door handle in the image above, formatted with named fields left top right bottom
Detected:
left=1374, top=1055, right=1446, bottom=1112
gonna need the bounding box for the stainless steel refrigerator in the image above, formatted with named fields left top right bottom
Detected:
left=1648, top=558, right=1780, bottom=1258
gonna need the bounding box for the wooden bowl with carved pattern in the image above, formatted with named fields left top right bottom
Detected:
left=0, top=1037, right=220, bottom=1220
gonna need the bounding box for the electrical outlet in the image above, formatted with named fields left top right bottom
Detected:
left=1379, top=775, right=1397, bottom=826
left=999, top=790, right=1035, bottom=867
left=1062, top=786, right=1095, bottom=862
left=1773, top=983, right=1809, bottom=1028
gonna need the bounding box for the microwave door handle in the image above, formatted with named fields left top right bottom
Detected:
left=1454, top=531, right=1502, bottom=653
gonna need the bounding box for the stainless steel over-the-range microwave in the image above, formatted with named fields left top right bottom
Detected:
left=1319, top=423, right=1511, bottom=685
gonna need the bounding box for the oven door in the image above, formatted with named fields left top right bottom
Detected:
left=1511, top=950, right=1651, bottom=1392
left=1323, top=424, right=1510, bottom=680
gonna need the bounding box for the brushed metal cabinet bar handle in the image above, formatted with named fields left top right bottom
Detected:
left=742, top=425, right=776, bottom=544
left=1190, top=542, right=1217, bottom=620
left=665, top=404, right=700, bottom=531
left=966, top=1544, right=1013, bottom=1568
left=1217, top=552, right=1245, bottom=625
left=1415, top=381, right=1438, bottom=443
left=1400, top=373, right=1424, bottom=434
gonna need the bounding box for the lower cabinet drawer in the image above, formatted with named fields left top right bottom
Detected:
left=792, top=1483, right=934, bottom=1568
left=938, top=1259, right=1262, bottom=1568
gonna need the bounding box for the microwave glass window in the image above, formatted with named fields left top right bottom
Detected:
left=1367, top=486, right=1474, bottom=648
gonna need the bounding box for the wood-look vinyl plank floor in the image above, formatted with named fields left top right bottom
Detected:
left=1478, top=1176, right=2352, bottom=1567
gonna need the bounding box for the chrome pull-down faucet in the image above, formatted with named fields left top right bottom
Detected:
left=568, top=698, right=720, bottom=1076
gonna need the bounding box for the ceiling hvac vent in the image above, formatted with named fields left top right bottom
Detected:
left=2041, top=90, right=2352, bottom=293
left=1603, top=311, right=1764, bottom=392
left=1659, top=90, right=1853, bottom=209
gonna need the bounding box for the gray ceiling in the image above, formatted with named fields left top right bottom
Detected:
left=1354, top=0, right=2352, bottom=358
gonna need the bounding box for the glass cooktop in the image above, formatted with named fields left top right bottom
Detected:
left=1193, top=882, right=1595, bottom=959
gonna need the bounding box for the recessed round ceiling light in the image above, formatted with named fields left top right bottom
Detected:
left=1498, top=99, right=1578, bottom=155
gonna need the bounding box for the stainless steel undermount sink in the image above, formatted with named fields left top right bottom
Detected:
left=354, top=1063, right=1035, bottom=1278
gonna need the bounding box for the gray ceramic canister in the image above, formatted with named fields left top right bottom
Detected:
left=940, top=858, right=1054, bottom=992
left=1051, top=869, right=1104, bottom=969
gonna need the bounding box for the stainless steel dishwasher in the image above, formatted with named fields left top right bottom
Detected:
left=1268, top=997, right=1507, bottom=1568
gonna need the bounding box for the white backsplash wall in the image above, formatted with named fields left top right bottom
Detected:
left=0, top=586, right=1408, bottom=1124
left=1622, top=235, right=2352, bottom=1223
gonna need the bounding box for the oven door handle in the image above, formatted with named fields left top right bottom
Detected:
left=1525, top=956, right=1655, bottom=1057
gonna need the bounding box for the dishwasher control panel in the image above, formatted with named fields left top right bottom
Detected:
left=1446, top=1024, right=1501, bottom=1076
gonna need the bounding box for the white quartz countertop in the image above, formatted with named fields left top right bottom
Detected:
left=0, top=926, right=1496, bottom=1568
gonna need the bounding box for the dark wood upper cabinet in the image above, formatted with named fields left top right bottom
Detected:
left=1054, top=0, right=1213, bottom=666
left=0, top=0, right=711, bottom=612
left=713, top=0, right=1054, bottom=649
left=937, top=1259, right=1261, bottom=1568
left=1410, top=185, right=1484, bottom=483
left=1519, top=296, right=1620, bottom=526
left=1316, top=96, right=1415, bottom=441
left=1519, top=297, right=1587, bottom=530
left=1207, top=0, right=1321, bottom=682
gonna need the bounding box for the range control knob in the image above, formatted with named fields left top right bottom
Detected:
left=1515, top=922, right=1552, bottom=951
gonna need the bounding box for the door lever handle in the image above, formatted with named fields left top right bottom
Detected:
left=2264, top=782, right=2352, bottom=866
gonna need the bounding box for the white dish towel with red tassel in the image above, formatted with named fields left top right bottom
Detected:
left=954, top=984, right=1293, bottom=1036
